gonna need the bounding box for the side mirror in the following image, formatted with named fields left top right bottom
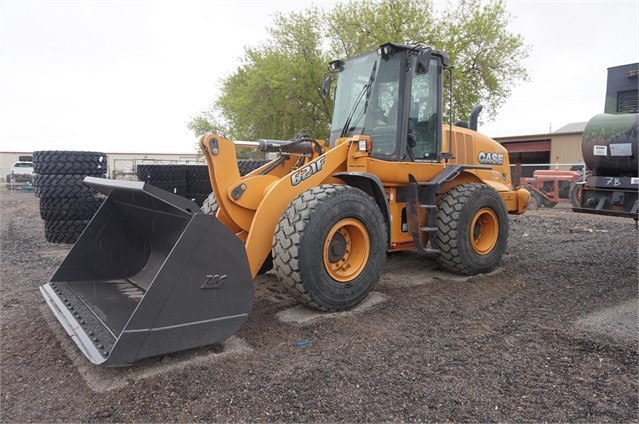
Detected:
left=416, top=48, right=432, bottom=74
left=322, top=76, right=332, bottom=98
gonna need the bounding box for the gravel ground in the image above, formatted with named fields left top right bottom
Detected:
left=1, top=189, right=637, bottom=423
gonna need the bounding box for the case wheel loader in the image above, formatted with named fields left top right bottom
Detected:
left=40, top=43, right=529, bottom=366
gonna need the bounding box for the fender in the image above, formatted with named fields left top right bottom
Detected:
left=332, top=171, right=391, bottom=250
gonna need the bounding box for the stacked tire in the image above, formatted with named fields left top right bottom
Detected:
left=238, top=159, right=270, bottom=176
left=185, top=165, right=212, bottom=207
left=138, top=160, right=271, bottom=207
left=136, top=164, right=187, bottom=197
left=33, top=151, right=108, bottom=244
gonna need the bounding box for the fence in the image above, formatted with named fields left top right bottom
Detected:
left=111, top=158, right=205, bottom=179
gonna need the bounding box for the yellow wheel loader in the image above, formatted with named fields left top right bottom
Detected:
left=40, top=43, right=529, bottom=366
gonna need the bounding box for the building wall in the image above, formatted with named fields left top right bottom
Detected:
left=549, top=133, right=583, bottom=168
left=0, top=152, right=32, bottom=180
left=495, top=129, right=585, bottom=170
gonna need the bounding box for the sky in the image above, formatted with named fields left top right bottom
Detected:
left=1, top=0, right=637, bottom=154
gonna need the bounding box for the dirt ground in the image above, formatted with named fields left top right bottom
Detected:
left=1, top=189, right=637, bottom=423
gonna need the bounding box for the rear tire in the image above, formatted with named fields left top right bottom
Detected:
left=273, top=184, right=387, bottom=311
left=435, top=183, right=508, bottom=275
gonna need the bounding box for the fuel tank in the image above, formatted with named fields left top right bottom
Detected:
left=582, top=113, right=638, bottom=177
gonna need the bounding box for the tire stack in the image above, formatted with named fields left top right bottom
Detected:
left=238, top=159, right=270, bottom=176
left=185, top=165, right=212, bottom=207
left=137, top=160, right=271, bottom=207
left=136, top=164, right=187, bottom=197
left=33, top=151, right=108, bottom=244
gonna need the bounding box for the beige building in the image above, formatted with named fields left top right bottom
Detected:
left=494, top=122, right=587, bottom=170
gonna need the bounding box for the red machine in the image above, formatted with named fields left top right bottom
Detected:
left=523, top=170, right=583, bottom=209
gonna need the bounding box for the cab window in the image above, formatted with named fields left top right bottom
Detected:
left=409, top=58, right=439, bottom=161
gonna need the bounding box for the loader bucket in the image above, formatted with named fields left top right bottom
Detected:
left=39, top=178, right=253, bottom=366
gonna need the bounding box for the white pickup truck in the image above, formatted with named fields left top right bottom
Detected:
left=7, top=161, right=34, bottom=183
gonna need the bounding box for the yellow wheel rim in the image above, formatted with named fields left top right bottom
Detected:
left=323, top=218, right=370, bottom=283
left=469, top=207, right=499, bottom=255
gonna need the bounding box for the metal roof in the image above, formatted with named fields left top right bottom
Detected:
left=553, top=122, right=587, bottom=134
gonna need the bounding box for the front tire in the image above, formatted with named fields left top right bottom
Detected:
left=435, top=183, right=509, bottom=275
left=273, top=184, right=387, bottom=311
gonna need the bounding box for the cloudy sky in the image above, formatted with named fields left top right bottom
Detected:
left=1, top=0, right=637, bottom=154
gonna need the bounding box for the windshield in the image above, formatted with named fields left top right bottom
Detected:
left=329, top=51, right=402, bottom=145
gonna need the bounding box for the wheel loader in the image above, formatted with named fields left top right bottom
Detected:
left=40, top=43, right=529, bottom=366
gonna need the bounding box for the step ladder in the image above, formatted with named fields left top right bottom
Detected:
left=407, top=175, right=440, bottom=254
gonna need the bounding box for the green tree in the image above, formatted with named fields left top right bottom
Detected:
left=433, top=0, right=529, bottom=122
left=188, top=0, right=529, bottom=141
left=325, top=0, right=435, bottom=58
left=207, top=8, right=331, bottom=142
left=187, top=104, right=230, bottom=137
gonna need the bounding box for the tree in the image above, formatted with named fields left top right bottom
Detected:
left=188, top=0, right=529, bottom=141
left=325, top=0, right=435, bottom=58
left=432, top=0, right=529, bottom=122
left=193, top=8, right=332, bottom=142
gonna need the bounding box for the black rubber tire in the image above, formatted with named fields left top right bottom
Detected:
left=33, top=151, right=107, bottom=175
left=185, top=165, right=209, bottom=181
left=434, top=183, right=509, bottom=275
left=569, top=183, right=582, bottom=208
left=33, top=174, right=104, bottom=198
left=273, top=184, right=387, bottom=311
left=148, top=179, right=187, bottom=195
left=187, top=193, right=210, bottom=207
left=527, top=191, right=543, bottom=210
left=39, top=196, right=104, bottom=221
left=238, top=159, right=269, bottom=176
left=44, top=219, right=90, bottom=244
left=136, top=164, right=186, bottom=181
left=187, top=180, right=212, bottom=193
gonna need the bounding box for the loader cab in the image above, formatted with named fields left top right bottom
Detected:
left=328, top=43, right=445, bottom=162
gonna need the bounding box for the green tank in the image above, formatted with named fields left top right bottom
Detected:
left=582, top=113, right=638, bottom=177
left=573, top=63, right=638, bottom=219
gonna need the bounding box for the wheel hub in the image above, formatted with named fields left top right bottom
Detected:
left=328, top=231, right=348, bottom=263
left=470, top=208, right=498, bottom=255
left=323, top=219, right=370, bottom=283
